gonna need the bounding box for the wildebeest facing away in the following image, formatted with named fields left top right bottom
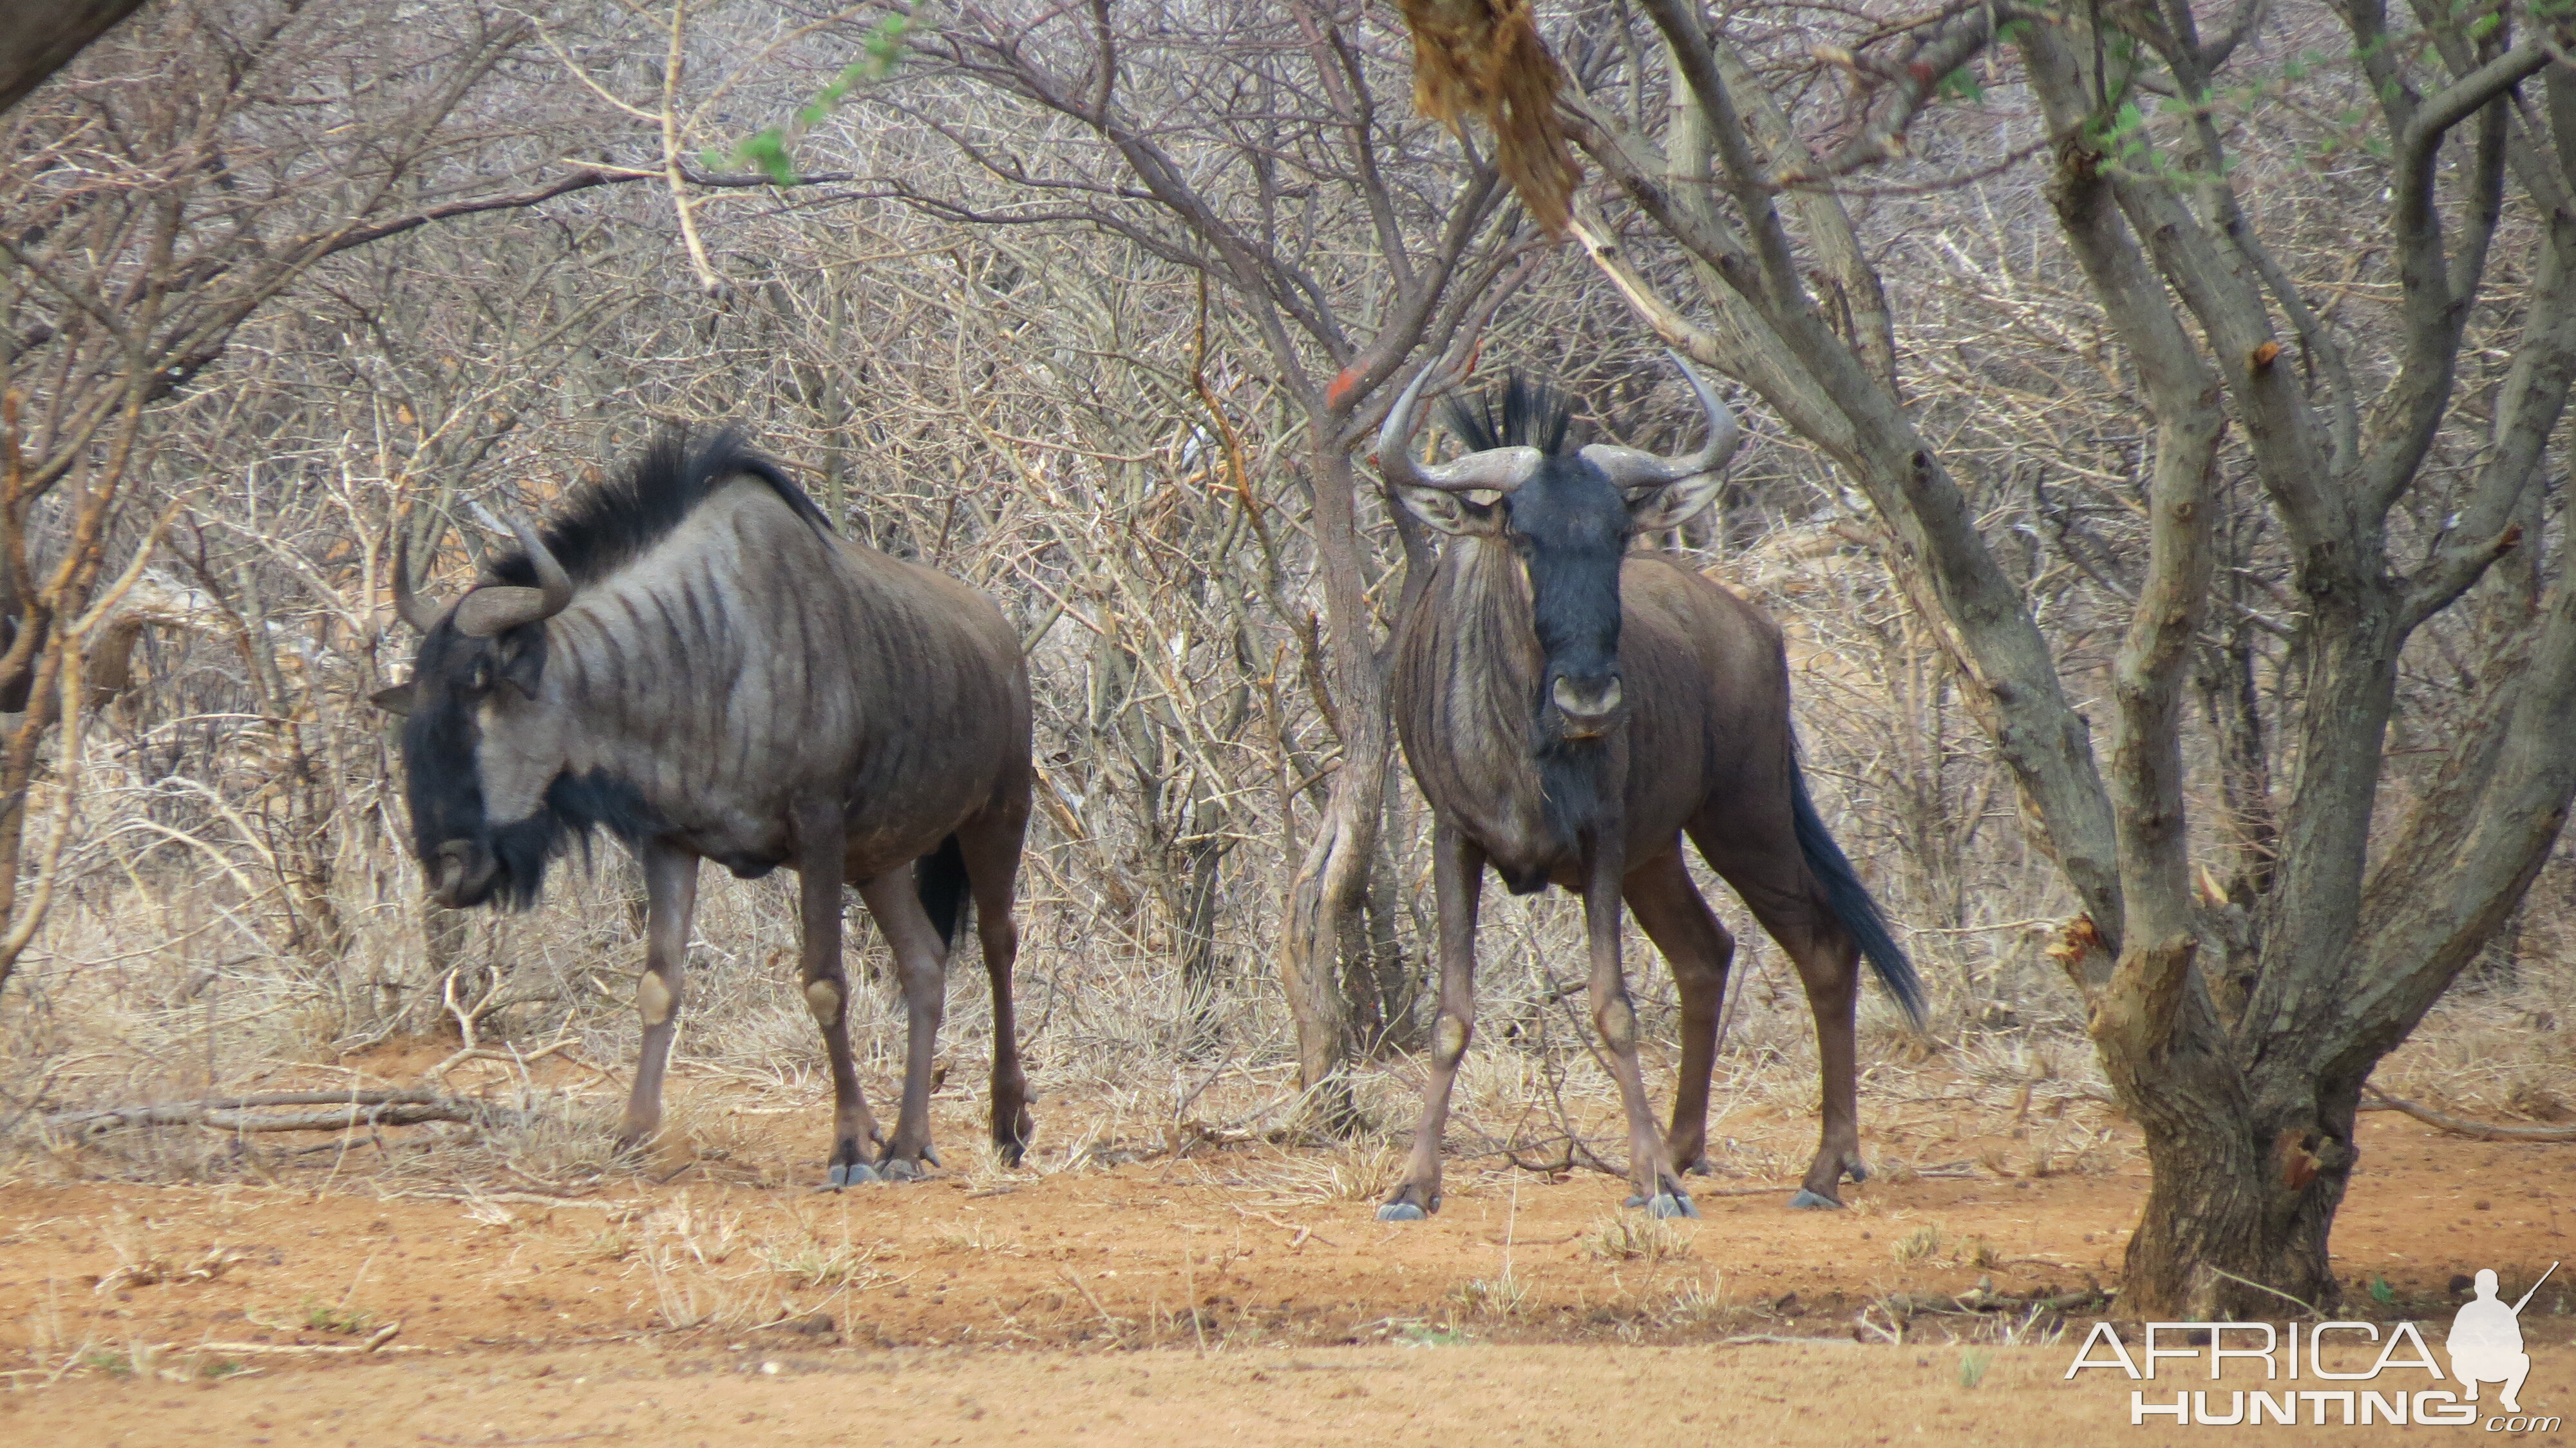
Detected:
left=1372, top=354, right=1924, bottom=1221
left=372, top=429, right=1034, bottom=1183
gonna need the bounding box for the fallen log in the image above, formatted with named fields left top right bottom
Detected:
left=46, top=1089, right=499, bottom=1136
left=2361, top=1087, right=2576, bottom=1142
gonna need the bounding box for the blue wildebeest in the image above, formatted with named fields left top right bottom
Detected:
left=372, top=429, right=1034, bottom=1183
left=1371, top=355, right=1925, bottom=1221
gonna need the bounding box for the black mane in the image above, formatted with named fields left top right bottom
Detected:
left=487, top=426, right=831, bottom=590
left=1443, top=374, right=1577, bottom=457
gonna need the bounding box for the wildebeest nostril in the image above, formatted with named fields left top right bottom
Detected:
left=432, top=842, right=479, bottom=902
left=1553, top=675, right=1624, bottom=718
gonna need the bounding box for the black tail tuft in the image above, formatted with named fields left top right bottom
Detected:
left=916, top=834, right=971, bottom=949
left=1789, top=755, right=1927, bottom=1031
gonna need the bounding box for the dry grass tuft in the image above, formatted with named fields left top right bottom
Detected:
left=1584, top=1213, right=1691, bottom=1262
left=1891, top=1223, right=1942, bottom=1264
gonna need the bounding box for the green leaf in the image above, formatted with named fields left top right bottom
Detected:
left=706, top=15, right=916, bottom=186
left=2369, top=1277, right=2399, bottom=1304
left=1936, top=66, right=1984, bottom=103
left=2468, top=12, right=2503, bottom=38
left=739, top=129, right=795, bottom=187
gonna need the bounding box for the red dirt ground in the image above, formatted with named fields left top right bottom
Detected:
left=2, top=1067, right=2569, bottom=1445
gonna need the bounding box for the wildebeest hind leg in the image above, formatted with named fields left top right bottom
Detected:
left=1776, top=918, right=1863, bottom=1207
left=1623, top=848, right=1734, bottom=1177
left=795, top=801, right=882, bottom=1187
left=958, top=810, right=1034, bottom=1164
left=618, top=839, right=700, bottom=1153
left=857, top=870, right=949, bottom=1179
left=1696, top=825, right=1865, bottom=1208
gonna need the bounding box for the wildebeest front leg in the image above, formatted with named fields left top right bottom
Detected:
left=1623, top=849, right=1735, bottom=1177
left=1586, top=841, right=1696, bottom=1219
left=617, top=839, right=699, bottom=1152
left=796, top=800, right=882, bottom=1188
left=1380, top=825, right=1486, bottom=1222
left=857, top=872, right=948, bottom=1178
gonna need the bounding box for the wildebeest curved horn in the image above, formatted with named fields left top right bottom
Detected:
left=1374, top=363, right=1542, bottom=495
left=1580, top=350, right=1742, bottom=491
left=390, top=533, right=438, bottom=633
left=451, top=515, right=575, bottom=639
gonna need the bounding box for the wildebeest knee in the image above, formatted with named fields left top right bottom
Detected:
left=898, top=957, right=945, bottom=1012
left=1434, top=1013, right=1472, bottom=1068
left=803, top=977, right=844, bottom=1030
left=637, top=971, right=679, bottom=1027
left=1596, top=994, right=1638, bottom=1051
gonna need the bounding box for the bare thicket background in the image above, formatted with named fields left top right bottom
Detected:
left=0, top=0, right=2570, bottom=1192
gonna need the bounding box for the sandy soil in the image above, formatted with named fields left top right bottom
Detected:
left=11, top=1339, right=2576, bottom=1447
left=3, top=1065, right=2570, bottom=1444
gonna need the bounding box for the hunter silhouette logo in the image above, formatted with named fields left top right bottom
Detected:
left=2065, top=1261, right=2560, bottom=1428
left=2448, top=1263, right=2553, bottom=1415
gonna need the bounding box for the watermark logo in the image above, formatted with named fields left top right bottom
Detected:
left=2064, top=1261, right=2558, bottom=1429
left=2451, top=1267, right=2543, bottom=1415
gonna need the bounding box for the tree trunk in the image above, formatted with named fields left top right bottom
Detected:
left=2123, top=1071, right=2353, bottom=1317
left=1175, top=805, right=1227, bottom=1053
left=1278, top=444, right=1392, bottom=1130
left=1359, top=820, right=1421, bottom=1054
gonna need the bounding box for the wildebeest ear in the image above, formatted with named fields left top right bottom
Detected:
left=1625, top=472, right=1725, bottom=535
left=370, top=683, right=419, bottom=715
left=1394, top=484, right=1504, bottom=538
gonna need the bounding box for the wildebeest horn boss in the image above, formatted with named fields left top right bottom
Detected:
left=372, top=428, right=1036, bottom=1183
left=1373, top=352, right=1925, bottom=1221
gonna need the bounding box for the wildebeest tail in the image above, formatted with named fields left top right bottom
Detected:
left=916, top=834, right=971, bottom=949
left=1789, top=755, right=1927, bottom=1030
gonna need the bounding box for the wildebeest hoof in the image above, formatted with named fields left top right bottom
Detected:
left=1647, top=1192, right=1700, bottom=1219
left=1845, top=1161, right=1870, bottom=1184
left=1788, top=1188, right=1844, bottom=1210
left=1683, top=1157, right=1714, bottom=1177
left=827, top=1161, right=882, bottom=1188
left=1377, top=1185, right=1436, bottom=1221
left=878, top=1156, right=924, bottom=1182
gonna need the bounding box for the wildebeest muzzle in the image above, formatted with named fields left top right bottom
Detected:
left=1549, top=671, right=1626, bottom=739
left=430, top=839, right=502, bottom=909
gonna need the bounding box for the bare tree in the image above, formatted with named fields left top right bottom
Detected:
left=1559, top=0, right=2576, bottom=1314
left=884, top=0, right=1533, bottom=1122
left=0, top=0, right=714, bottom=1002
